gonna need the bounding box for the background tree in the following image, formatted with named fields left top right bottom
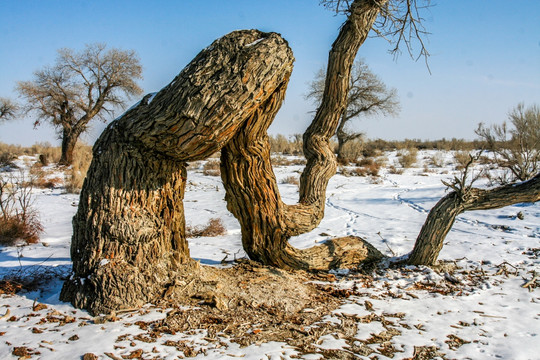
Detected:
left=17, top=43, right=143, bottom=165
left=476, top=103, right=540, bottom=183
left=0, top=97, right=18, bottom=122
left=306, top=59, right=399, bottom=162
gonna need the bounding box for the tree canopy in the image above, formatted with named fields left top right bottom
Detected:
left=16, top=43, right=143, bottom=164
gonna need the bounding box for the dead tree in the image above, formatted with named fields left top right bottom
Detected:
left=409, top=169, right=540, bottom=265
left=60, top=30, right=296, bottom=314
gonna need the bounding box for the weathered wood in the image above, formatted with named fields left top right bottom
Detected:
left=220, top=0, right=386, bottom=270
left=220, top=81, right=382, bottom=271
left=60, top=30, right=295, bottom=314
left=409, top=173, right=540, bottom=265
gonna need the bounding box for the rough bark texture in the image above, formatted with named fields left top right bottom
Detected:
left=59, top=127, right=79, bottom=165
left=220, top=0, right=386, bottom=270
left=60, top=30, right=295, bottom=314
left=409, top=173, right=540, bottom=265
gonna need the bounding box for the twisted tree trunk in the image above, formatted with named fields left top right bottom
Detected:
left=220, top=0, right=386, bottom=271
left=409, top=173, right=540, bottom=265
left=60, top=30, right=295, bottom=314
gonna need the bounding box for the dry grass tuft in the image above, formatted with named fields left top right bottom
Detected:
left=397, top=148, right=418, bottom=168
left=428, top=153, right=445, bottom=168
left=453, top=151, right=472, bottom=170
left=281, top=175, right=299, bottom=185
left=355, top=157, right=381, bottom=176
left=387, top=165, right=404, bottom=175
left=186, top=218, right=226, bottom=238
left=202, top=160, right=221, bottom=176
left=28, top=163, right=62, bottom=189
left=271, top=156, right=306, bottom=166
left=0, top=216, right=43, bottom=246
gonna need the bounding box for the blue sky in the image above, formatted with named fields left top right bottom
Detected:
left=1, top=0, right=539, bottom=146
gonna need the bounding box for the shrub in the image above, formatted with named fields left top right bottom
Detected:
left=65, top=144, right=92, bottom=193
left=281, top=175, right=299, bottom=185
left=27, top=163, right=62, bottom=189
left=0, top=143, right=24, bottom=159
left=271, top=156, right=307, bottom=166
left=0, top=172, right=42, bottom=246
left=202, top=159, right=221, bottom=176
left=337, top=138, right=364, bottom=164
left=397, top=147, right=418, bottom=168
left=354, top=157, right=381, bottom=177
left=0, top=152, right=16, bottom=168
left=388, top=165, right=403, bottom=175
left=476, top=103, right=539, bottom=182
left=269, top=134, right=303, bottom=155
left=35, top=143, right=61, bottom=165
left=429, top=152, right=445, bottom=168
left=186, top=218, right=226, bottom=238
left=453, top=151, right=471, bottom=170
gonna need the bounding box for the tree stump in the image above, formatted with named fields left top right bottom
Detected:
left=60, top=30, right=295, bottom=314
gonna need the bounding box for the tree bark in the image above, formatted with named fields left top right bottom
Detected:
left=220, top=0, right=386, bottom=271
left=409, top=173, right=540, bottom=265
left=59, top=127, right=79, bottom=166
left=60, top=30, right=295, bottom=314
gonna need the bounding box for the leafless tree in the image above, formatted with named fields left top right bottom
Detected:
left=306, top=59, right=399, bottom=162
left=0, top=97, right=18, bottom=122
left=476, top=103, right=540, bottom=183
left=17, top=44, right=143, bottom=165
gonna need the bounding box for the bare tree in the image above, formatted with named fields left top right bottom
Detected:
left=17, top=44, right=143, bottom=165
left=409, top=154, right=540, bottom=265
left=0, top=97, right=18, bottom=122
left=476, top=103, right=540, bottom=183
left=306, top=59, right=399, bottom=162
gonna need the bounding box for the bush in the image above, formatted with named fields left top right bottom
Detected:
left=397, top=147, right=418, bottom=168
left=387, top=165, right=403, bottom=175
left=186, top=218, right=226, bottom=238
left=453, top=151, right=471, bottom=170
left=476, top=103, right=539, bottom=182
left=353, top=157, right=381, bottom=177
left=429, top=152, right=445, bottom=168
left=27, top=163, right=62, bottom=189
left=0, top=172, right=42, bottom=246
left=35, top=143, right=61, bottom=165
left=271, top=156, right=306, bottom=166
left=202, top=159, right=221, bottom=176
left=65, top=144, right=92, bottom=193
left=338, top=138, right=364, bottom=164
left=281, top=175, right=299, bottom=185
left=269, top=134, right=303, bottom=155
left=0, top=152, right=16, bottom=168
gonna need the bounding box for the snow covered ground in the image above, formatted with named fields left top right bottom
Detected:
left=0, top=151, right=538, bottom=359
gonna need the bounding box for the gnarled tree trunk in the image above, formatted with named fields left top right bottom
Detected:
left=220, top=0, right=386, bottom=271
left=409, top=173, right=540, bottom=265
left=60, top=30, right=295, bottom=314
left=59, top=127, right=80, bottom=166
